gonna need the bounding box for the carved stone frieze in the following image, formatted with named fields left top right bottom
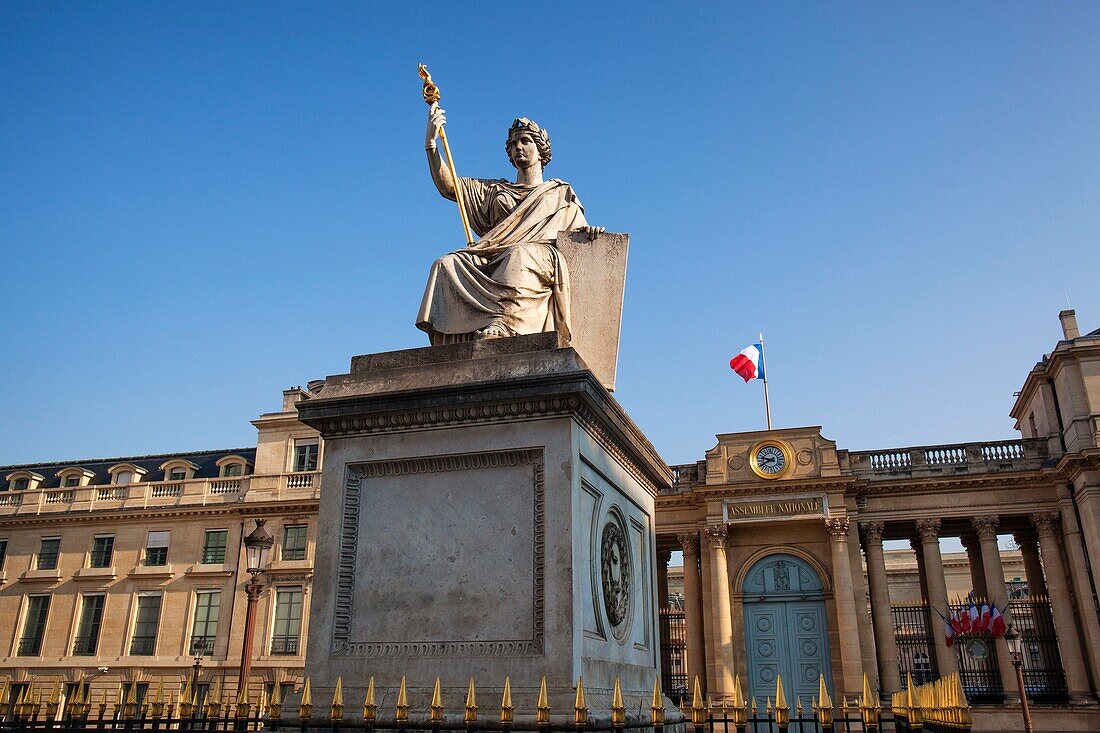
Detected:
left=600, top=520, right=631, bottom=630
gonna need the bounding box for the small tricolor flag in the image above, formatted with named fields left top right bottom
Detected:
left=730, top=343, right=765, bottom=382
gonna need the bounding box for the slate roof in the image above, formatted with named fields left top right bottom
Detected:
left=0, top=448, right=256, bottom=491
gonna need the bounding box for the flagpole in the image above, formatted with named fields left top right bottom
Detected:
left=759, top=332, right=773, bottom=430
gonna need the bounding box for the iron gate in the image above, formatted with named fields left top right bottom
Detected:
left=658, top=607, right=687, bottom=705
left=1007, top=598, right=1068, bottom=702
left=891, top=602, right=938, bottom=687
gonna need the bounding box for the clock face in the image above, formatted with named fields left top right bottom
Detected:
left=756, top=445, right=787, bottom=475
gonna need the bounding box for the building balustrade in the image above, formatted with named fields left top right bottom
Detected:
left=269, top=635, right=300, bottom=655
left=847, top=438, right=1046, bottom=479
left=0, top=471, right=322, bottom=516
left=72, top=635, right=99, bottom=656
left=129, top=636, right=156, bottom=655
left=17, top=637, right=42, bottom=656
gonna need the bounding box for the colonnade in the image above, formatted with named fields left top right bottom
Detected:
left=658, top=510, right=1099, bottom=706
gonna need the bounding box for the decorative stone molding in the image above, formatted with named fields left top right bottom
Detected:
left=971, top=515, right=999, bottom=541
left=1012, top=530, right=1039, bottom=549
left=825, top=516, right=850, bottom=539
left=916, top=518, right=941, bottom=543
left=332, top=448, right=545, bottom=658
left=1031, top=511, right=1061, bottom=537
left=958, top=533, right=978, bottom=551
left=657, top=549, right=672, bottom=567
left=677, top=532, right=700, bottom=559
left=860, top=521, right=885, bottom=545
left=704, top=523, right=729, bottom=548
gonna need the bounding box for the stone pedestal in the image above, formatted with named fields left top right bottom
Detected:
left=294, top=334, right=674, bottom=723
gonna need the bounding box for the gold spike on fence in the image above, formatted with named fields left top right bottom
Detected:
left=299, top=678, right=313, bottom=721
left=813, top=675, right=834, bottom=728
left=500, top=677, right=514, bottom=725
left=465, top=678, right=478, bottom=726
left=363, top=677, right=377, bottom=724
left=650, top=677, right=665, bottom=727
left=536, top=676, right=551, bottom=727
left=690, top=676, right=705, bottom=726
left=891, top=672, right=970, bottom=730
left=574, top=677, right=588, bottom=728
left=610, top=677, right=625, bottom=728
left=331, top=676, right=344, bottom=721
left=396, top=676, right=409, bottom=724
left=773, top=674, right=789, bottom=729
left=429, top=676, right=443, bottom=725
left=268, top=678, right=283, bottom=720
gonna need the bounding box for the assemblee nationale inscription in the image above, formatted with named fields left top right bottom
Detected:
left=725, top=496, right=825, bottom=522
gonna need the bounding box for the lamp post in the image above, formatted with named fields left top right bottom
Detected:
left=239, top=519, right=274, bottom=705
left=190, top=639, right=208, bottom=693
left=1005, top=627, right=1033, bottom=733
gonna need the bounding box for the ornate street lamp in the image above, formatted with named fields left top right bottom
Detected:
left=238, top=519, right=274, bottom=706
left=1004, top=627, right=1034, bottom=733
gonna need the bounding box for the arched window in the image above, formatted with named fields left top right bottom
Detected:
left=115, top=471, right=132, bottom=485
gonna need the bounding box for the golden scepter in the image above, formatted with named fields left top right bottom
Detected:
left=419, top=64, right=474, bottom=245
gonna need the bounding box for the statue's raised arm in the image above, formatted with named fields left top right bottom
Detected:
left=416, top=115, right=603, bottom=345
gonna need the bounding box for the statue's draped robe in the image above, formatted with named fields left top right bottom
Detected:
left=416, top=177, right=588, bottom=345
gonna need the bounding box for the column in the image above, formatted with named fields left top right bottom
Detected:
left=678, top=532, right=706, bottom=697
left=826, top=517, right=865, bottom=695
left=916, top=519, right=959, bottom=676
left=910, top=537, right=931, bottom=602
left=657, top=549, right=672, bottom=611
left=1012, top=531, right=1047, bottom=597
left=971, top=516, right=1018, bottom=703
left=1032, top=512, right=1093, bottom=702
left=959, top=533, right=989, bottom=601
left=704, top=523, right=734, bottom=699
left=861, top=522, right=902, bottom=694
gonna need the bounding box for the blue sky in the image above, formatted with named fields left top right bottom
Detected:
left=2, top=3, right=1098, bottom=467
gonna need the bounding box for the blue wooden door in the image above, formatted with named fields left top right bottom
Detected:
left=743, top=555, right=831, bottom=711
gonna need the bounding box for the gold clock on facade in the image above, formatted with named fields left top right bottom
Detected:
left=748, top=439, right=794, bottom=479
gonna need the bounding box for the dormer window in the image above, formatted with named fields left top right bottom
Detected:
left=159, top=460, right=199, bottom=483
left=215, top=455, right=251, bottom=479
left=5, top=471, right=44, bottom=492
left=106, top=463, right=147, bottom=486
left=55, top=468, right=95, bottom=488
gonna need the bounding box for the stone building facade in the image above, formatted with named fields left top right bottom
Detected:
left=1, top=310, right=1098, bottom=732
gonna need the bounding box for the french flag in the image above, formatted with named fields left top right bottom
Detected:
left=730, top=343, right=765, bottom=382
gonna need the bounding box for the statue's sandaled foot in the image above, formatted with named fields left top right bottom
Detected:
left=477, top=320, right=510, bottom=339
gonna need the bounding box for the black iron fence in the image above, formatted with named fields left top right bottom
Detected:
left=657, top=609, right=686, bottom=707
left=699, top=708, right=898, bottom=732
left=891, top=597, right=1067, bottom=704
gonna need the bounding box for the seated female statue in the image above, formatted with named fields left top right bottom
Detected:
left=416, top=104, right=603, bottom=345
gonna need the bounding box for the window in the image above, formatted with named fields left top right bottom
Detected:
left=13, top=477, right=29, bottom=491
left=90, top=535, right=114, bottom=568
left=145, top=531, right=170, bottom=566
left=271, top=588, right=303, bottom=655
left=63, top=475, right=80, bottom=488
left=194, top=684, right=210, bottom=711
left=292, top=439, right=318, bottom=472
left=63, top=682, right=90, bottom=717
left=37, top=537, right=60, bottom=570
left=202, top=530, right=228, bottom=564
left=190, top=591, right=220, bottom=654
left=120, top=683, right=149, bottom=708
left=130, top=595, right=162, bottom=655
left=0, top=539, right=7, bottom=571
left=18, top=595, right=50, bottom=655
left=264, top=683, right=294, bottom=705
left=73, top=594, right=106, bottom=655
left=223, top=463, right=242, bottom=477
left=114, top=470, right=133, bottom=485
left=282, top=525, right=307, bottom=561
left=169, top=469, right=186, bottom=481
